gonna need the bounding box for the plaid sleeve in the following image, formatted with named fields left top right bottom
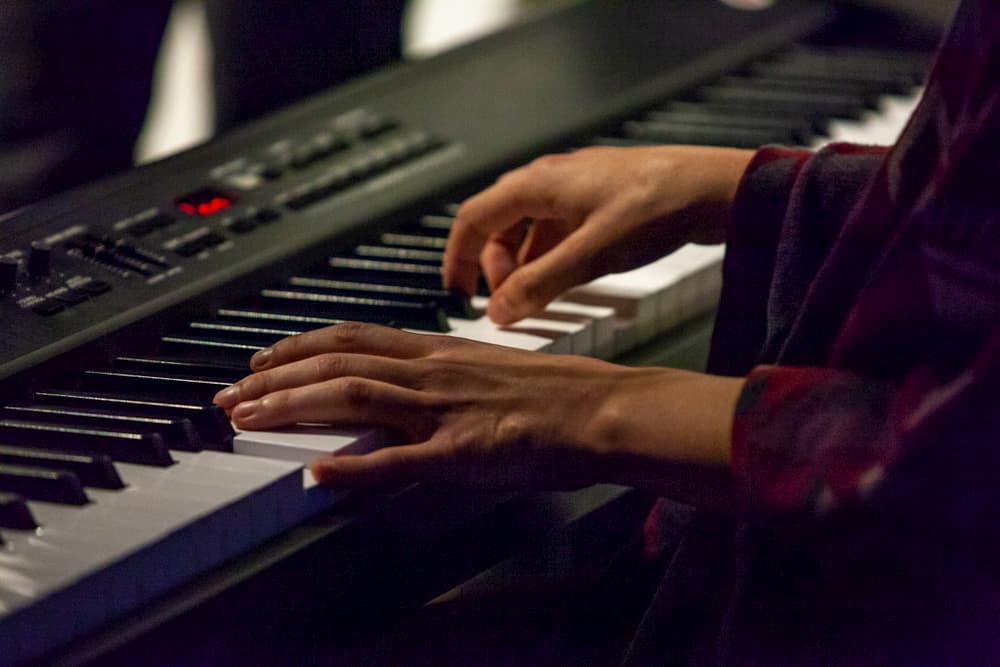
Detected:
left=708, top=144, right=890, bottom=376
left=731, top=328, right=1000, bottom=520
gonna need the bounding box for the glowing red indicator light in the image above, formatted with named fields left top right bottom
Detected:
left=176, top=189, right=235, bottom=216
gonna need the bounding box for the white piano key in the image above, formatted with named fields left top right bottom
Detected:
left=440, top=315, right=555, bottom=351
left=546, top=300, right=617, bottom=359
left=815, top=89, right=922, bottom=147
left=660, top=243, right=725, bottom=329
left=470, top=296, right=590, bottom=355
left=233, top=424, right=383, bottom=466
left=564, top=264, right=660, bottom=346
left=559, top=243, right=726, bottom=354
left=0, top=452, right=303, bottom=665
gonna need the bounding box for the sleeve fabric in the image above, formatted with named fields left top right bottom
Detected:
left=630, top=1, right=1000, bottom=664
left=720, top=0, right=1000, bottom=525
left=700, top=0, right=1000, bottom=659
left=708, top=144, right=888, bottom=377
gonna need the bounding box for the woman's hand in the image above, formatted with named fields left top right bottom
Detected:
left=212, top=323, right=744, bottom=498
left=444, top=145, right=753, bottom=324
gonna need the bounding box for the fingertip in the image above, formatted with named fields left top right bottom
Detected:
left=213, top=385, right=241, bottom=409
left=308, top=457, right=337, bottom=485
left=309, top=454, right=375, bottom=487
left=249, top=347, right=273, bottom=371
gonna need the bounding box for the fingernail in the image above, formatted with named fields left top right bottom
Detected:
left=214, top=385, right=241, bottom=408
left=231, top=399, right=261, bottom=423
left=250, top=347, right=273, bottom=370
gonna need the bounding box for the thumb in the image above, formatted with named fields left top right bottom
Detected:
left=486, top=234, right=597, bottom=324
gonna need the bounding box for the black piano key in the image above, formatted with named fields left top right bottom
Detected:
left=158, top=336, right=262, bottom=364
left=0, top=420, right=174, bottom=467
left=644, top=109, right=816, bottom=139
left=113, top=356, right=249, bottom=383
left=696, top=84, right=867, bottom=119
left=260, top=289, right=450, bottom=332
left=394, top=215, right=454, bottom=239
left=416, top=214, right=455, bottom=231
left=216, top=308, right=351, bottom=329
left=747, top=61, right=916, bottom=95
left=440, top=202, right=462, bottom=217
left=353, top=245, right=445, bottom=265
left=0, top=492, right=38, bottom=530
left=188, top=322, right=311, bottom=344
left=0, top=445, right=125, bottom=490
left=33, top=390, right=234, bottom=451
left=659, top=101, right=832, bottom=135
left=326, top=256, right=445, bottom=290
left=287, top=276, right=477, bottom=319
left=79, top=371, right=230, bottom=404
left=379, top=232, right=448, bottom=250
left=783, top=47, right=928, bottom=82
left=0, top=404, right=203, bottom=453
left=0, top=464, right=90, bottom=506
left=714, top=74, right=884, bottom=107
left=618, top=120, right=798, bottom=147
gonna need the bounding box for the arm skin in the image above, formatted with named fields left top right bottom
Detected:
left=215, top=145, right=754, bottom=505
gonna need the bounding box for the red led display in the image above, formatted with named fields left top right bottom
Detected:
left=176, top=188, right=235, bottom=216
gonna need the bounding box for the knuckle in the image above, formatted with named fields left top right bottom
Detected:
left=407, top=357, right=438, bottom=389
left=419, top=333, right=460, bottom=359
left=258, top=389, right=289, bottom=413
left=329, top=321, right=370, bottom=345
left=313, top=353, right=347, bottom=379
left=529, top=153, right=564, bottom=170
left=237, top=372, right=266, bottom=399
left=494, top=413, right=531, bottom=447
left=336, top=377, right=372, bottom=407
left=495, top=166, right=522, bottom=186
left=436, top=429, right=478, bottom=469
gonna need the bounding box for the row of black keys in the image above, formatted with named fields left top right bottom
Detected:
left=0, top=210, right=470, bottom=534
left=600, top=46, right=928, bottom=148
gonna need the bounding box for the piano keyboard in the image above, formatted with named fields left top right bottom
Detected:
left=0, top=2, right=933, bottom=662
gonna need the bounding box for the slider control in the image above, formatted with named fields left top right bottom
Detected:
left=0, top=259, right=18, bottom=293
left=28, top=242, right=52, bottom=279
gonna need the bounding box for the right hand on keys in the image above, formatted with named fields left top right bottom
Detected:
left=443, top=145, right=754, bottom=324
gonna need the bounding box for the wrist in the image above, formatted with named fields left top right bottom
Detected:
left=683, top=146, right=756, bottom=244
left=587, top=367, right=745, bottom=497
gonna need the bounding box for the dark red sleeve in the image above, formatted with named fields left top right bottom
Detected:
left=708, top=143, right=889, bottom=376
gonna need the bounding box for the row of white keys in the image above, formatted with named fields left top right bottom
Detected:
left=0, top=451, right=303, bottom=665
left=563, top=243, right=726, bottom=354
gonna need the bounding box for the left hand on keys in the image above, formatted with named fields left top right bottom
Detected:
left=213, top=322, right=742, bottom=495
